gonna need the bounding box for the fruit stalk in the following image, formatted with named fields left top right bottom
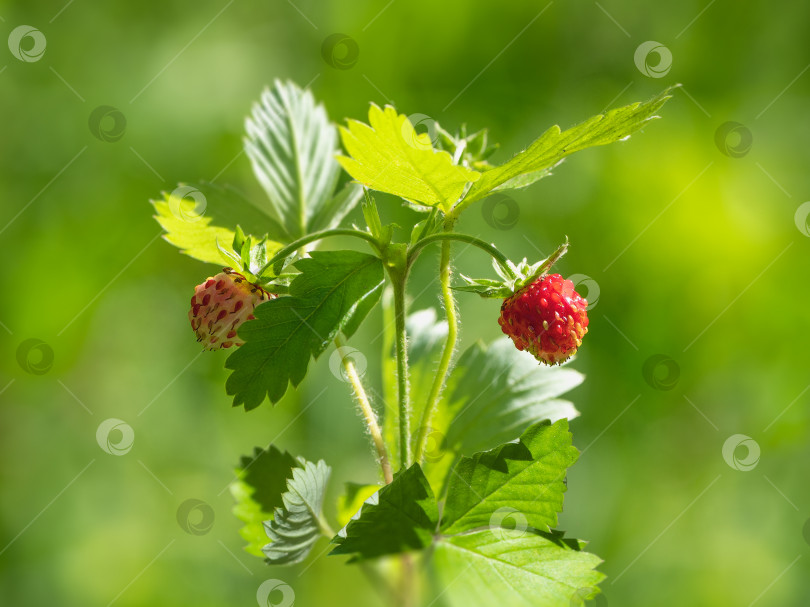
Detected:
left=390, top=269, right=412, bottom=469
left=334, top=335, right=393, bottom=484
left=414, top=224, right=458, bottom=463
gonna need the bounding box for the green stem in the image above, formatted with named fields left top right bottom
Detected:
left=334, top=336, right=393, bottom=484
left=414, top=236, right=458, bottom=464
left=407, top=232, right=515, bottom=278
left=391, top=274, right=412, bottom=469
left=256, top=228, right=381, bottom=276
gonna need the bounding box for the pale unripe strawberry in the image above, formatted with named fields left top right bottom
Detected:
left=189, top=268, right=274, bottom=350
left=498, top=273, right=589, bottom=365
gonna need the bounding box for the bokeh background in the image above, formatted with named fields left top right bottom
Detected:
left=1, top=0, right=809, bottom=605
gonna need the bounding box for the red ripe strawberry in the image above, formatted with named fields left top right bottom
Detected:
left=498, top=273, right=589, bottom=365
left=189, top=268, right=275, bottom=350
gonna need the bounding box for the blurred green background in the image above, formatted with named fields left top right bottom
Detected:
left=1, top=0, right=809, bottom=605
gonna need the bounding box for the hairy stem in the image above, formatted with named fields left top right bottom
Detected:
left=256, top=228, right=381, bottom=276
left=334, top=336, right=393, bottom=484
left=391, top=275, right=412, bottom=469
left=414, top=236, right=458, bottom=463
left=407, top=232, right=516, bottom=279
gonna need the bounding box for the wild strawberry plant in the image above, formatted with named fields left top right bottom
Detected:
left=151, top=81, right=672, bottom=606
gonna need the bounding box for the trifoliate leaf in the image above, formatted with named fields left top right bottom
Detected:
left=330, top=464, right=438, bottom=562
left=337, top=104, right=480, bottom=212
left=459, top=87, right=675, bottom=208
left=226, top=250, right=385, bottom=410
left=434, top=123, right=499, bottom=167
left=263, top=459, right=331, bottom=565
left=441, top=419, right=578, bottom=535
left=230, top=446, right=300, bottom=557
left=245, top=80, right=354, bottom=240
left=441, top=338, right=582, bottom=455
left=152, top=192, right=236, bottom=266
left=152, top=183, right=286, bottom=271
left=432, top=528, right=604, bottom=607
left=336, top=482, right=381, bottom=528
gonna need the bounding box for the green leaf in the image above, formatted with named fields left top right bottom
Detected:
left=461, top=87, right=674, bottom=206
left=432, top=528, right=604, bottom=607
left=435, top=124, right=499, bottom=167
left=152, top=191, right=236, bottom=266
left=152, top=183, right=286, bottom=269
left=245, top=80, right=351, bottom=240
left=230, top=445, right=300, bottom=557
left=226, top=250, right=385, bottom=410
left=307, top=181, right=364, bottom=234
left=439, top=338, right=582, bottom=456
left=337, top=104, right=480, bottom=212
left=441, top=419, right=578, bottom=536
left=263, top=458, right=331, bottom=565
left=406, top=309, right=450, bottom=431
left=336, top=482, right=381, bottom=528
left=330, top=464, right=438, bottom=562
